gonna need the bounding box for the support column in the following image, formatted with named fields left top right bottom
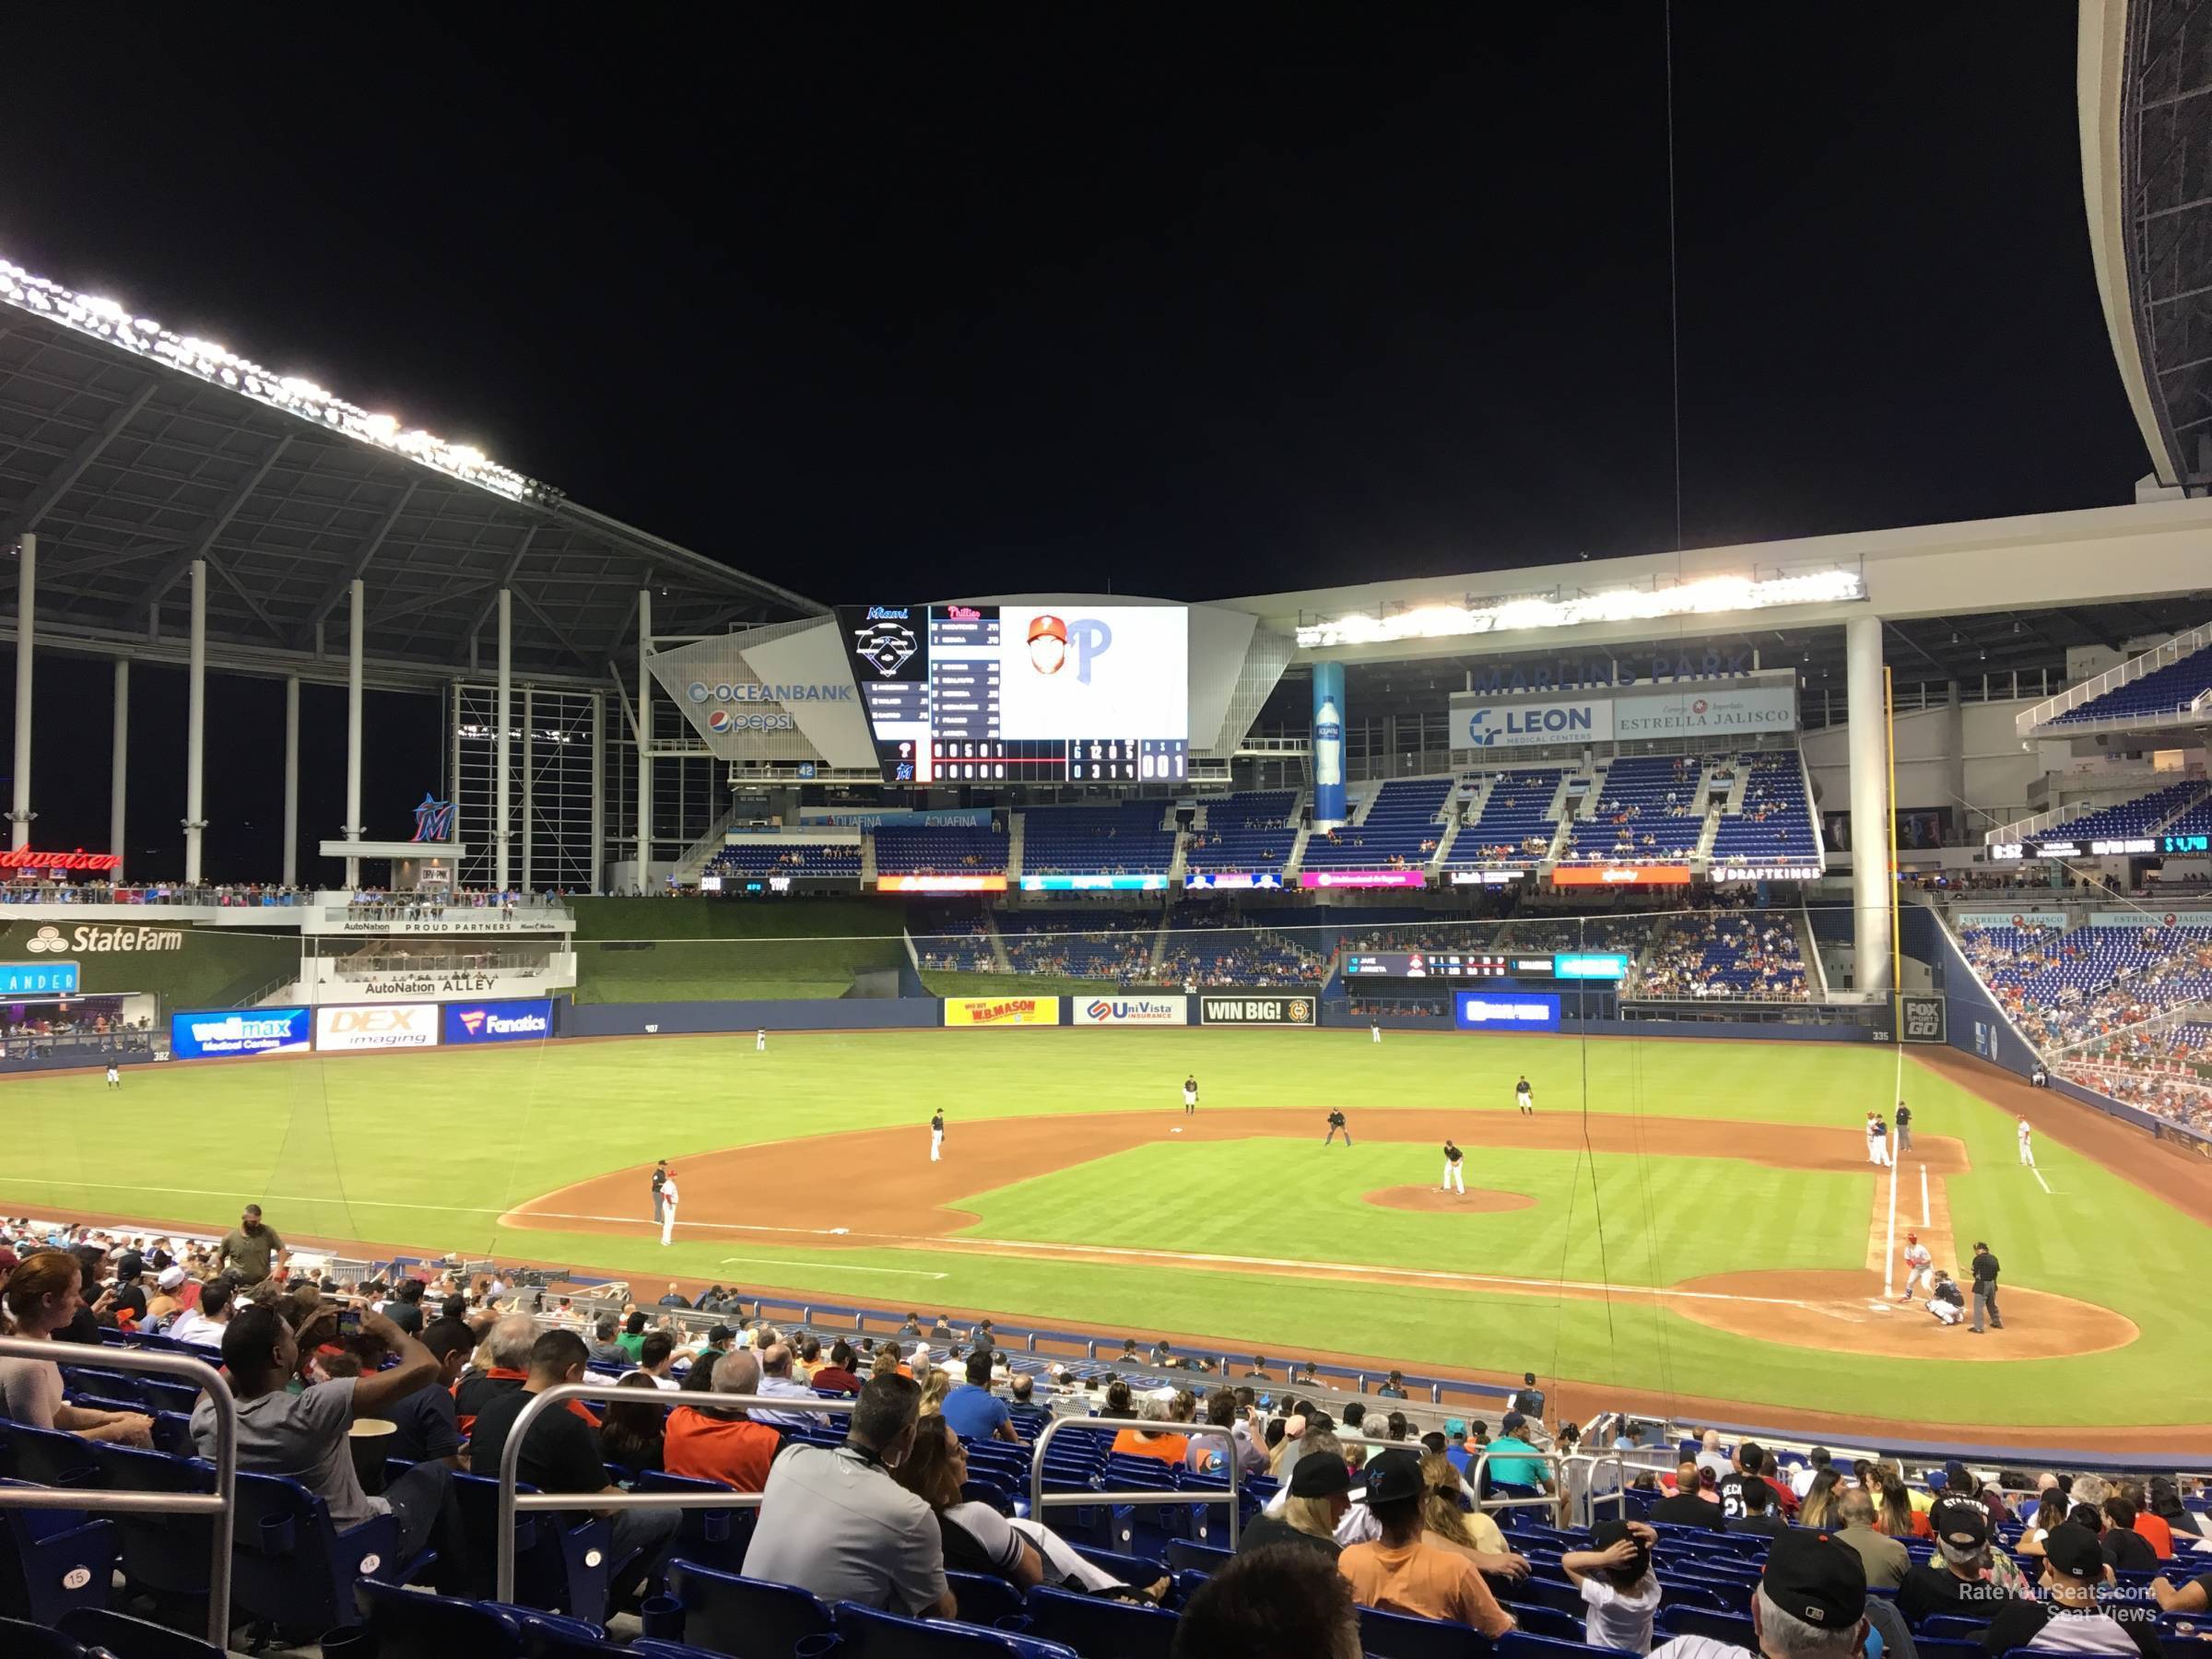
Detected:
left=110, top=657, right=128, bottom=882
left=282, top=675, right=300, bottom=888
left=10, top=532, right=34, bottom=850
left=521, top=684, right=535, bottom=892
left=1846, top=615, right=1893, bottom=1000
left=589, top=691, right=605, bottom=894
left=183, top=559, right=207, bottom=885
left=1946, top=679, right=1968, bottom=841
left=495, top=588, right=512, bottom=890
left=636, top=588, right=653, bottom=887
left=345, top=578, right=364, bottom=888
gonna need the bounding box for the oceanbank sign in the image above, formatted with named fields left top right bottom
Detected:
left=686, top=680, right=854, bottom=705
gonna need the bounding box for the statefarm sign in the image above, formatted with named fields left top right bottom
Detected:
left=23, top=923, right=184, bottom=953
left=0, top=848, right=122, bottom=871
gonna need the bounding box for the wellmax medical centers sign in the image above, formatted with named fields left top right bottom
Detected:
left=1451, top=679, right=1797, bottom=750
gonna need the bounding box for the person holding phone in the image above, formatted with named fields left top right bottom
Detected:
left=194, top=1300, right=466, bottom=1588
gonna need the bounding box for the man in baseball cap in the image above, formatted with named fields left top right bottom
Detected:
left=1897, top=1497, right=2018, bottom=1626
left=1652, top=1529, right=1868, bottom=1659
left=1985, top=1524, right=2157, bottom=1659
left=1338, top=1449, right=1515, bottom=1636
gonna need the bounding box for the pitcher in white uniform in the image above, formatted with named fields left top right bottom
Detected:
left=659, top=1171, right=680, bottom=1246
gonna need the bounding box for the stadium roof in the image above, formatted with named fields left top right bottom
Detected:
left=2081, top=0, right=2212, bottom=492
left=0, top=253, right=824, bottom=691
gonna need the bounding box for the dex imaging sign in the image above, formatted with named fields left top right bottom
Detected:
left=315, top=1003, right=440, bottom=1052
left=443, top=999, right=553, bottom=1044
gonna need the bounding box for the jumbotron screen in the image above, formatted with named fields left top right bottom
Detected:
left=840, top=602, right=1189, bottom=784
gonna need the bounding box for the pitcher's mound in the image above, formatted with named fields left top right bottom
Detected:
left=1364, top=1185, right=1536, bottom=1215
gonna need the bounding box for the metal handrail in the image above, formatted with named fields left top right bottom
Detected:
left=495, top=1384, right=846, bottom=1603
left=1471, top=1446, right=1571, bottom=1516
left=1027, top=1417, right=1244, bottom=1548
left=0, top=1334, right=237, bottom=1647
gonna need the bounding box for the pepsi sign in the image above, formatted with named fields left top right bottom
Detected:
left=442, top=998, right=555, bottom=1045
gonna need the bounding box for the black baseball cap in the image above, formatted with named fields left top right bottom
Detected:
left=1760, top=1530, right=1866, bottom=1629
left=1932, top=1498, right=1991, bottom=1561
left=1289, top=1454, right=1353, bottom=1498
left=1363, top=1449, right=1424, bottom=1505
left=2041, top=1523, right=2104, bottom=1583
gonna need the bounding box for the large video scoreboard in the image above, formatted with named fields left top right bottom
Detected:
left=841, top=602, right=1189, bottom=784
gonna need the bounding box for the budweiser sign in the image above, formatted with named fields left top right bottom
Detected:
left=0, top=848, right=122, bottom=870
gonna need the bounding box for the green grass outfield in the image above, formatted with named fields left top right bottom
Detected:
left=1, top=1029, right=2201, bottom=1430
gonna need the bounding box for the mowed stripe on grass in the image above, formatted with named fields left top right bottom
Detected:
left=0, top=1030, right=2206, bottom=1429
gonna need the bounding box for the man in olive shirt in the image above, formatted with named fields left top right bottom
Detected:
left=1832, top=1488, right=1911, bottom=1588
left=217, top=1205, right=287, bottom=1288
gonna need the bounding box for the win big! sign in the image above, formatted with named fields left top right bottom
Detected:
left=1198, top=994, right=1315, bottom=1026
left=443, top=999, right=554, bottom=1044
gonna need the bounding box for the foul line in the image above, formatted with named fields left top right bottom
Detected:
left=7, top=1180, right=1911, bottom=1312
left=720, top=1254, right=944, bottom=1279
left=2030, top=1166, right=2055, bottom=1195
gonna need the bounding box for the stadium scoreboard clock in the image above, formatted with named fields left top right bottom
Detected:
left=839, top=602, right=1189, bottom=784
left=1341, top=950, right=1630, bottom=981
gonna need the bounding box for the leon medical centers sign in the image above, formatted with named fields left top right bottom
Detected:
left=1452, top=677, right=1797, bottom=751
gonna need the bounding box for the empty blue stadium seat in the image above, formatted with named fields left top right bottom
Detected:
left=834, top=1598, right=1080, bottom=1659
left=1447, top=768, right=1567, bottom=868
left=1304, top=778, right=1453, bottom=868
left=1358, top=1603, right=1492, bottom=1658
left=230, top=1469, right=432, bottom=1640
left=452, top=1471, right=617, bottom=1624
left=1501, top=1629, right=1641, bottom=1659
left=665, top=1558, right=838, bottom=1656
left=86, top=1441, right=217, bottom=1607
left=1022, top=804, right=1176, bottom=875
left=0, top=1613, right=91, bottom=1659
left=355, top=1578, right=525, bottom=1657
left=2047, top=640, right=2212, bottom=726
left=0, top=1477, right=113, bottom=1627
left=1025, top=1582, right=1180, bottom=1658
left=1187, top=792, right=1297, bottom=874
left=58, top=1605, right=227, bottom=1659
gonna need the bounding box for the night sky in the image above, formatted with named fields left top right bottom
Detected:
left=4, top=8, right=2155, bottom=876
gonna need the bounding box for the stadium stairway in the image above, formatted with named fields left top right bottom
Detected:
left=1429, top=814, right=1461, bottom=869
left=860, top=833, right=877, bottom=885
left=986, top=912, right=1013, bottom=972
left=1007, top=814, right=1027, bottom=880
left=1284, top=819, right=1313, bottom=878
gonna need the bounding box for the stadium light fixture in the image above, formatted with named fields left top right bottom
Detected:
left=0, top=253, right=553, bottom=506
left=1294, top=566, right=1865, bottom=649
